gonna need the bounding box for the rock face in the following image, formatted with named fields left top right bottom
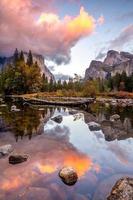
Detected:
left=0, top=52, right=55, bottom=81
left=59, top=167, right=78, bottom=185
left=107, top=177, right=133, bottom=200
left=84, top=50, right=133, bottom=80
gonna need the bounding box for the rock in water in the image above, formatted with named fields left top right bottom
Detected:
left=0, top=144, right=13, bottom=158
left=59, top=167, right=78, bottom=185
left=107, top=177, right=133, bottom=200
left=88, top=122, right=101, bottom=131
left=110, top=114, right=120, bottom=122
left=9, top=154, right=28, bottom=164
left=51, top=115, right=63, bottom=123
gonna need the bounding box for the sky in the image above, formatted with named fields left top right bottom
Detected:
left=0, top=0, right=133, bottom=79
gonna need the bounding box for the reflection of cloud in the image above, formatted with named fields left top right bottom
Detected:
left=108, top=142, right=131, bottom=165
left=1, top=178, right=20, bottom=190
left=37, top=163, right=57, bottom=174
left=63, top=152, right=100, bottom=177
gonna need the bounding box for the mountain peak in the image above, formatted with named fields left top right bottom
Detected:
left=84, top=50, right=133, bottom=80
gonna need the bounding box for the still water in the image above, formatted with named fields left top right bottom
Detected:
left=0, top=102, right=133, bottom=200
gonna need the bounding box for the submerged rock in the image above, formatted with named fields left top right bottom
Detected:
left=9, top=154, right=28, bottom=164
left=0, top=144, right=13, bottom=158
left=88, top=122, right=101, bottom=131
left=69, top=110, right=78, bottom=115
left=107, top=177, right=133, bottom=200
left=59, top=167, right=78, bottom=186
left=51, top=115, right=63, bottom=123
left=110, top=114, right=120, bottom=122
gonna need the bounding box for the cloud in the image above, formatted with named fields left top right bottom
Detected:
left=117, top=11, right=133, bottom=20
left=95, top=52, right=106, bottom=60
left=54, top=73, right=72, bottom=80
left=48, top=66, right=55, bottom=71
left=0, top=0, right=101, bottom=64
left=109, top=24, right=133, bottom=49
left=97, top=15, right=105, bottom=25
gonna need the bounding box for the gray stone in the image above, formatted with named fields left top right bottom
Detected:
left=110, top=114, right=120, bottom=122
left=0, top=144, right=13, bottom=158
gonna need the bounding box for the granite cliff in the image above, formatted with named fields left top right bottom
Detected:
left=85, top=50, right=133, bottom=80
left=0, top=52, right=55, bottom=81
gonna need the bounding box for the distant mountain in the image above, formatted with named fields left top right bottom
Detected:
left=84, top=50, right=133, bottom=80
left=0, top=52, right=55, bottom=81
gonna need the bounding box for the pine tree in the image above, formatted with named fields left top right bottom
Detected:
left=20, top=51, right=24, bottom=62
left=13, top=48, right=19, bottom=64
left=27, top=50, right=33, bottom=66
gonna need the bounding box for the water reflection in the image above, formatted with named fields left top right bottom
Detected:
left=0, top=103, right=133, bottom=200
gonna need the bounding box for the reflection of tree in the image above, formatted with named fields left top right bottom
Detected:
left=2, top=106, right=55, bottom=141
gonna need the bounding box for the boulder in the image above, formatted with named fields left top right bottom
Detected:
left=88, top=122, right=101, bottom=131
left=51, top=115, right=63, bottom=123
left=9, top=154, right=28, bottom=164
left=0, top=144, right=13, bottom=158
left=110, top=114, right=120, bottom=122
left=107, top=177, right=133, bottom=200
left=59, top=167, right=78, bottom=186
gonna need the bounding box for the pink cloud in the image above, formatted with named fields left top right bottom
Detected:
left=0, top=0, right=103, bottom=64
left=97, top=15, right=105, bottom=25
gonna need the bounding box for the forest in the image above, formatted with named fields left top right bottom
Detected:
left=0, top=49, right=133, bottom=96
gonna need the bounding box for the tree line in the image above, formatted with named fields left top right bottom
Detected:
left=0, top=49, right=133, bottom=96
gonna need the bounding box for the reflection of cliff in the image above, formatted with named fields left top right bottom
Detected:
left=1, top=106, right=55, bottom=141
left=101, top=118, right=133, bottom=141
left=84, top=108, right=133, bottom=141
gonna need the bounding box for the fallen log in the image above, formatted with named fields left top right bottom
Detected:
left=22, top=97, right=95, bottom=107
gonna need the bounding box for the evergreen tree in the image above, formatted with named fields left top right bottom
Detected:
left=20, top=51, right=24, bottom=62
left=27, top=50, right=33, bottom=66
left=13, top=48, right=19, bottom=64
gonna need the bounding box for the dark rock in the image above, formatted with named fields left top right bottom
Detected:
left=0, top=144, right=13, bottom=158
left=88, top=122, right=101, bottom=131
left=69, top=110, right=78, bottom=115
left=107, top=177, right=133, bottom=200
left=51, top=115, right=63, bottom=123
left=59, top=167, right=78, bottom=186
left=9, top=154, right=28, bottom=164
